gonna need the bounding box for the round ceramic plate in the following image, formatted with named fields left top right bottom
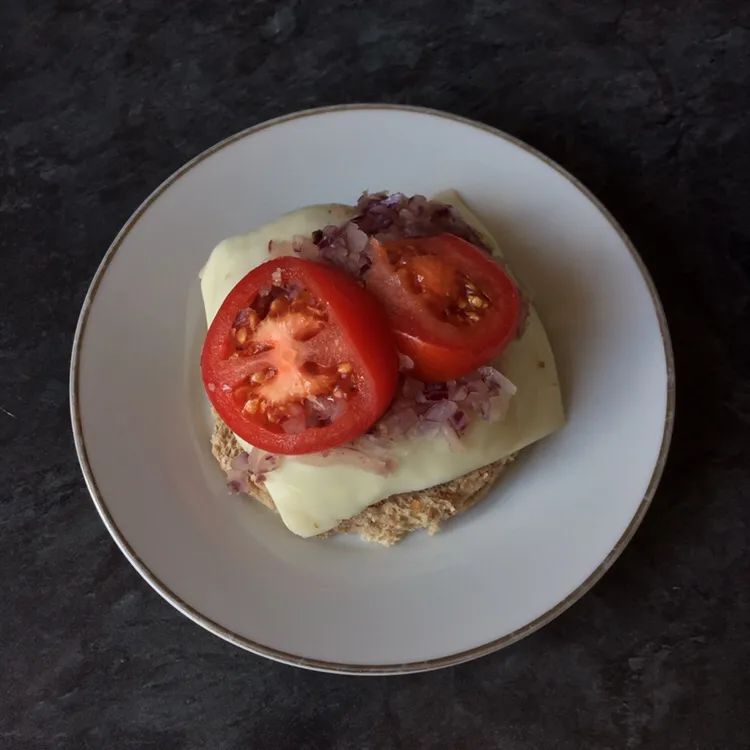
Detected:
left=71, top=105, right=674, bottom=674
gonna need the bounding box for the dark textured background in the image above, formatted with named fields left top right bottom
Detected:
left=2, top=1, right=749, bottom=748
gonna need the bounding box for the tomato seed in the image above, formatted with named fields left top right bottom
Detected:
left=249, top=342, right=273, bottom=355
left=235, top=327, right=248, bottom=344
left=468, top=295, right=487, bottom=309
left=337, top=362, right=353, bottom=375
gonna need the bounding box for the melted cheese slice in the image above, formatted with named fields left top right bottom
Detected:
left=200, top=192, right=564, bottom=537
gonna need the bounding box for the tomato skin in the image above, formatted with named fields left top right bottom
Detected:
left=365, top=234, right=522, bottom=382
left=393, top=329, right=505, bottom=383
left=201, top=257, right=399, bottom=455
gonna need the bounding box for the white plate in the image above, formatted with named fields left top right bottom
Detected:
left=71, top=105, right=674, bottom=674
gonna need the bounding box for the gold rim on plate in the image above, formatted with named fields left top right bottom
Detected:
left=70, top=104, right=676, bottom=675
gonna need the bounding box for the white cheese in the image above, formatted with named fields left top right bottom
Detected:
left=200, top=193, right=564, bottom=537
left=200, top=203, right=356, bottom=325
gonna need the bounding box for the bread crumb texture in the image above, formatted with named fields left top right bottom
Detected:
left=211, top=416, right=512, bottom=546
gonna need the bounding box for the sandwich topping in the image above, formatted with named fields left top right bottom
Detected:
left=270, top=194, right=522, bottom=382
left=201, top=256, right=398, bottom=455
left=203, top=193, right=523, bottom=472
left=363, top=234, right=521, bottom=381
left=199, top=190, right=565, bottom=536
left=227, top=361, right=518, bottom=489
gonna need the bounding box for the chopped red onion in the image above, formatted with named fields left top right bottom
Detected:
left=451, top=384, right=468, bottom=402
left=247, top=448, right=280, bottom=477
left=441, top=423, right=465, bottom=452
left=481, top=367, right=517, bottom=397
left=412, top=419, right=441, bottom=438
left=367, top=365, right=516, bottom=448
left=225, top=448, right=281, bottom=491
left=375, top=403, right=420, bottom=437
left=281, top=408, right=307, bottom=434
left=424, top=399, right=458, bottom=422
left=297, top=192, right=493, bottom=279
left=450, top=409, right=469, bottom=435
left=398, top=353, right=415, bottom=372
left=316, top=222, right=372, bottom=277
left=292, top=234, right=320, bottom=260
left=353, top=191, right=490, bottom=251
left=422, top=382, right=449, bottom=402
left=488, top=390, right=515, bottom=422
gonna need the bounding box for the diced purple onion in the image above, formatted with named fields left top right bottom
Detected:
left=424, top=399, right=458, bottom=422
left=398, top=353, right=415, bottom=372
left=353, top=191, right=490, bottom=250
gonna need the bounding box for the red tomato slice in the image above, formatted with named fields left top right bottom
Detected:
left=201, top=257, right=399, bottom=455
left=365, top=234, right=522, bottom=381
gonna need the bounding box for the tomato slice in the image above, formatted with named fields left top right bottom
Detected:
left=364, top=234, right=522, bottom=381
left=201, top=257, right=399, bottom=455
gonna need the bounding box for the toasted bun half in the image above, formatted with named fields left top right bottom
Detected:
left=211, top=416, right=513, bottom=546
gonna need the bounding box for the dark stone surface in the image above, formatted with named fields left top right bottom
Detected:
left=2, top=0, right=749, bottom=747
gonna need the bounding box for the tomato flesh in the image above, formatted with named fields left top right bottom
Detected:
left=365, top=234, right=522, bottom=381
left=202, top=258, right=399, bottom=454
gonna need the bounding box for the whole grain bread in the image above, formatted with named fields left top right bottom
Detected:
left=211, top=416, right=513, bottom=546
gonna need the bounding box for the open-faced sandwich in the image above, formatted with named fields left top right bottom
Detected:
left=199, top=190, right=564, bottom=545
